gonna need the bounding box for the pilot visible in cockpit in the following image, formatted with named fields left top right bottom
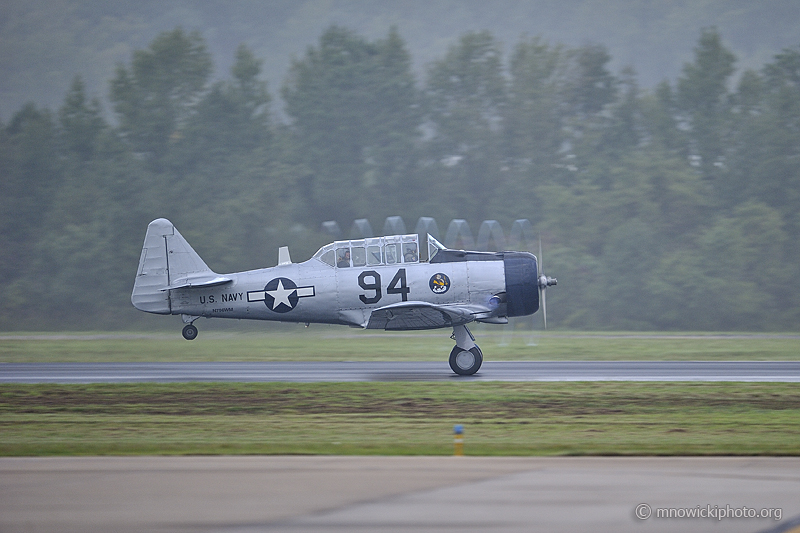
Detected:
left=404, top=243, right=418, bottom=262
left=337, top=248, right=351, bottom=268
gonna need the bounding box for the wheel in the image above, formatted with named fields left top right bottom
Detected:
left=449, top=345, right=483, bottom=375
left=182, top=324, right=198, bottom=341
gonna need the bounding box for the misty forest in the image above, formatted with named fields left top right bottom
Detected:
left=1, top=24, right=799, bottom=331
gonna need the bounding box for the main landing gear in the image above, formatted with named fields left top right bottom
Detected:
left=181, top=315, right=199, bottom=340
left=182, top=323, right=198, bottom=340
left=449, top=324, right=483, bottom=376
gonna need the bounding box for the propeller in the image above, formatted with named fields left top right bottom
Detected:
left=537, top=238, right=557, bottom=328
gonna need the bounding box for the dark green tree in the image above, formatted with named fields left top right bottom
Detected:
left=600, top=219, right=659, bottom=328
left=757, top=46, right=800, bottom=219
left=568, top=44, right=617, bottom=117
left=109, top=28, right=212, bottom=165
left=556, top=43, right=620, bottom=195
left=640, top=80, right=685, bottom=154
left=505, top=38, right=565, bottom=163
left=677, top=28, right=736, bottom=188
left=367, top=28, right=421, bottom=218
left=602, top=66, right=641, bottom=156
left=748, top=46, right=800, bottom=325
left=58, top=75, right=106, bottom=162
left=171, top=44, right=271, bottom=174
left=0, top=104, right=61, bottom=324
left=501, top=38, right=568, bottom=221
left=423, top=30, right=506, bottom=222
left=282, top=26, right=420, bottom=224
left=165, top=44, right=283, bottom=272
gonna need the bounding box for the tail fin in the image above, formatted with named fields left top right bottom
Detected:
left=131, top=218, right=227, bottom=314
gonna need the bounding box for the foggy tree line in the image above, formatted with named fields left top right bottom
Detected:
left=1, top=26, right=798, bottom=330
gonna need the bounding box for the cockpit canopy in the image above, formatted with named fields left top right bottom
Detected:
left=314, top=234, right=421, bottom=268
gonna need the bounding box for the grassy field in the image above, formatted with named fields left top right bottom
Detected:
left=1, top=328, right=798, bottom=362
left=1, top=382, right=799, bottom=456
left=2, top=331, right=798, bottom=456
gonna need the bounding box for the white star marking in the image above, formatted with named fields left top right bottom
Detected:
left=266, top=279, right=296, bottom=310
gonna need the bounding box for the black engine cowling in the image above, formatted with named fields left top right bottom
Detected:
left=503, top=252, right=539, bottom=317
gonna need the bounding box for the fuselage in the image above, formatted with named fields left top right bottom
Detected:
left=169, top=246, right=518, bottom=328
left=132, top=222, right=541, bottom=330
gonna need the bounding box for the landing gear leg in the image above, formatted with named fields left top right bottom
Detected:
left=182, top=323, right=198, bottom=341
left=449, top=324, right=482, bottom=375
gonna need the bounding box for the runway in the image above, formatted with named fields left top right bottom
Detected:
left=3, top=360, right=800, bottom=383
left=1, top=456, right=799, bottom=533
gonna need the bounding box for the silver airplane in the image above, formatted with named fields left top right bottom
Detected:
left=132, top=218, right=556, bottom=375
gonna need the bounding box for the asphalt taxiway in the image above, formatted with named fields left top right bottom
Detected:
left=1, top=456, right=799, bottom=533
left=3, top=360, right=800, bottom=383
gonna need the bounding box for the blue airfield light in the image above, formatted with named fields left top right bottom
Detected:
left=453, top=424, right=464, bottom=456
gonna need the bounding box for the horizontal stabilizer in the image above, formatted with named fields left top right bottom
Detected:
left=161, top=274, right=232, bottom=291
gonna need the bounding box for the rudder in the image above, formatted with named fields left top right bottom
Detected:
left=131, top=218, right=215, bottom=314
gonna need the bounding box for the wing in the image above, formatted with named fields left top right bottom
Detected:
left=366, top=301, right=490, bottom=331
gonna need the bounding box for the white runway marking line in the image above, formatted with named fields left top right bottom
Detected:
left=4, top=361, right=800, bottom=383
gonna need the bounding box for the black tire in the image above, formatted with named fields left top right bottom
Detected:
left=449, top=345, right=483, bottom=376
left=182, top=324, right=198, bottom=341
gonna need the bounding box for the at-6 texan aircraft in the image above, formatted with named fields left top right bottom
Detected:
left=132, top=218, right=556, bottom=375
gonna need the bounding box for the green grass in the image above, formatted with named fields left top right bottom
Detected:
left=2, top=331, right=797, bottom=456
left=2, top=382, right=799, bottom=456
left=0, top=328, right=798, bottom=362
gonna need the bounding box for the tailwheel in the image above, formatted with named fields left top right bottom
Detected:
left=449, top=345, right=483, bottom=376
left=182, top=324, right=198, bottom=341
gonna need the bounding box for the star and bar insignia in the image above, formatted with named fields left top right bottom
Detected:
left=247, top=277, right=315, bottom=313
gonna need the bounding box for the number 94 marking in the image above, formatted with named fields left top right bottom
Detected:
left=358, top=269, right=410, bottom=304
